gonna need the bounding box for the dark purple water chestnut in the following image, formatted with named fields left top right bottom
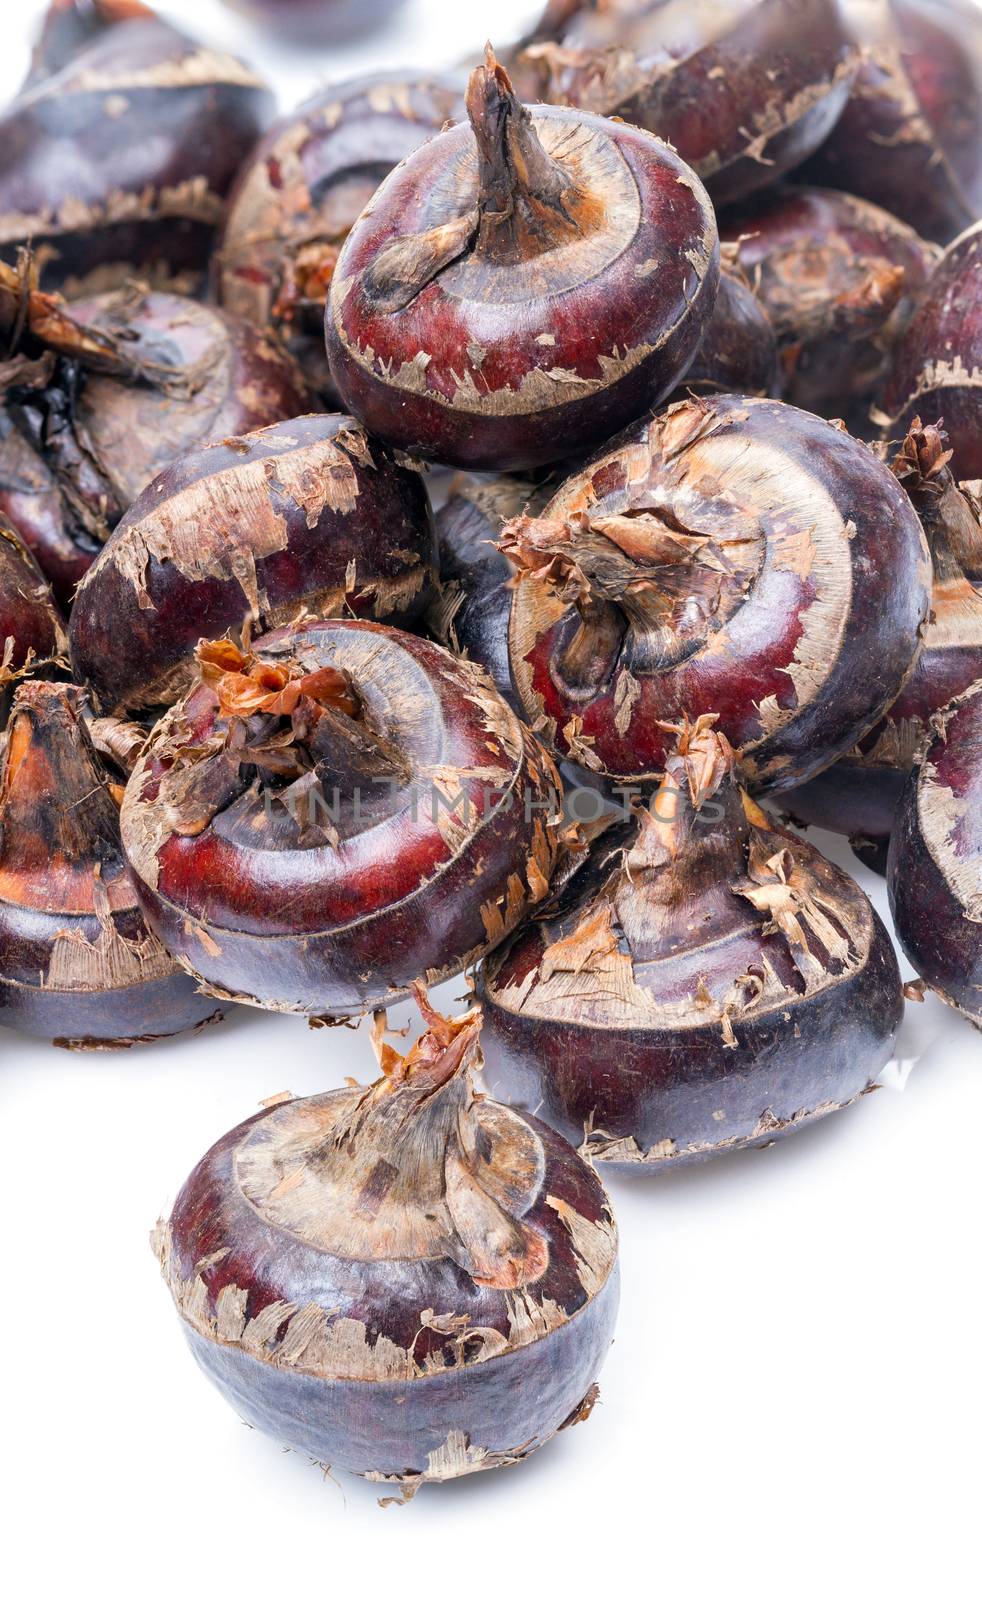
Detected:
left=499, top=394, right=932, bottom=791
left=0, top=521, right=66, bottom=701
left=0, top=0, right=273, bottom=297
left=119, top=623, right=566, bottom=1017
left=220, top=0, right=408, bottom=43
left=324, top=48, right=719, bottom=472
left=720, top=185, right=937, bottom=419
left=781, top=421, right=982, bottom=873
left=800, top=0, right=982, bottom=245
left=669, top=251, right=779, bottom=401
left=479, top=717, right=902, bottom=1169
left=153, top=992, right=618, bottom=1494
left=889, top=680, right=982, bottom=1028
left=0, top=259, right=312, bottom=607
left=878, top=222, right=982, bottom=479
left=0, top=680, right=219, bottom=1046
left=516, top=0, right=858, bottom=208
left=218, top=74, right=464, bottom=402
left=69, top=415, right=437, bottom=717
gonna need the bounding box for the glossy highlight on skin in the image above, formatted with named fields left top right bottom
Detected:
left=0, top=679, right=219, bottom=1046
left=154, top=996, right=619, bottom=1489
left=69, top=414, right=437, bottom=717
left=480, top=719, right=903, bottom=1168
left=501, top=395, right=932, bottom=791
left=326, top=50, right=719, bottom=471
left=515, top=0, right=859, bottom=207
left=0, top=0, right=274, bottom=295
left=0, top=275, right=312, bottom=607
left=120, top=620, right=567, bottom=1016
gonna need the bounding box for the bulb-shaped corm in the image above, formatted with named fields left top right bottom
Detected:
left=0, top=0, right=273, bottom=297
left=153, top=991, right=618, bottom=1494
left=218, top=74, right=464, bottom=402
left=515, top=0, right=858, bottom=208
left=220, top=0, right=409, bottom=41
left=0, top=521, right=67, bottom=710
left=69, top=415, right=437, bottom=717
left=799, top=0, right=982, bottom=245
left=120, top=623, right=567, bottom=1017
left=878, top=222, right=982, bottom=478
left=781, top=421, right=982, bottom=873
left=889, top=680, right=982, bottom=1029
left=667, top=252, right=779, bottom=402
left=325, top=47, right=719, bottom=472
left=479, top=717, right=903, bottom=1169
left=720, top=186, right=937, bottom=422
left=499, top=394, right=932, bottom=792
left=0, top=680, right=220, bottom=1046
left=0, top=262, right=312, bottom=608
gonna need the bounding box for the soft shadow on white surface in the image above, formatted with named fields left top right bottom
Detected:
left=2, top=2, right=981, bottom=1597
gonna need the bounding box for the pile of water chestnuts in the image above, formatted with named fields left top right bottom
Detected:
left=3, top=0, right=981, bottom=1503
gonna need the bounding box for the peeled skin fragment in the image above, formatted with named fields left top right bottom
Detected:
left=888, top=681, right=982, bottom=1029
left=516, top=0, right=859, bottom=208
left=0, top=0, right=274, bottom=296
left=217, top=73, right=465, bottom=402
left=325, top=51, right=719, bottom=472
left=878, top=222, right=982, bottom=479
left=69, top=414, right=437, bottom=716
left=0, top=680, right=220, bottom=1047
left=120, top=622, right=567, bottom=1017
left=502, top=395, right=932, bottom=792
left=479, top=719, right=903, bottom=1170
left=153, top=997, right=618, bottom=1492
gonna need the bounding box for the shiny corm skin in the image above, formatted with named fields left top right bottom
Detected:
left=879, top=222, right=982, bottom=479
left=120, top=621, right=567, bottom=1017
left=326, top=50, right=719, bottom=471
left=218, top=73, right=464, bottom=400
left=516, top=0, right=858, bottom=207
left=889, top=679, right=982, bottom=1029
left=154, top=997, right=618, bottom=1492
left=781, top=422, right=982, bottom=871
left=500, top=395, right=932, bottom=792
left=69, top=415, right=437, bottom=716
left=480, top=719, right=903, bottom=1169
left=801, top=0, right=982, bottom=245
left=0, top=0, right=273, bottom=295
left=431, top=474, right=554, bottom=709
left=0, top=680, right=219, bottom=1046
left=0, top=277, right=312, bottom=608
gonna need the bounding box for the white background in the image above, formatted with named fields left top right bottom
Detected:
left=2, top=3, right=981, bottom=1597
